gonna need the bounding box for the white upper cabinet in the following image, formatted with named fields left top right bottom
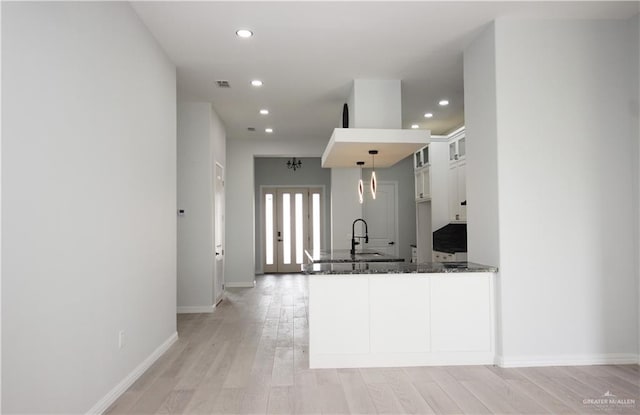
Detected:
left=415, top=167, right=431, bottom=201
left=448, top=132, right=467, bottom=221
left=414, top=145, right=429, bottom=169
left=414, top=145, right=430, bottom=201
left=449, top=134, right=466, bottom=163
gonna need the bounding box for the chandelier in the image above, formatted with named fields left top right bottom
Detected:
left=286, top=157, right=302, bottom=171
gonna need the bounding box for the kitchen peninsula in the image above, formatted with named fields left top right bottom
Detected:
left=303, top=254, right=497, bottom=369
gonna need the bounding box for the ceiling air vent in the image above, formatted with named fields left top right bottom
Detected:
left=216, top=80, right=231, bottom=88
left=247, top=127, right=256, bottom=132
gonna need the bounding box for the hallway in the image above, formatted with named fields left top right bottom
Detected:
left=106, top=274, right=639, bottom=414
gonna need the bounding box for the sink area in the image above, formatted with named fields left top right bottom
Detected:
left=441, top=262, right=468, bottom=269
left=353, top=251, right=382, bottom=257
left=304, top=249, right=404, bottom=264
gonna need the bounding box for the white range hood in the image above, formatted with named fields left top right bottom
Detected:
left=322, top=80, right=430, bottom=168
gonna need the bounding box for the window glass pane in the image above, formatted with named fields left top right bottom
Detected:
left=282, top=193, right=291, bottom=264
left=295, top=193, right=303, bottom=264
left=449, top=142, right=456, bottom=160
left=312, top=193, right=320, bottom=259
left=265, top=194, right=274, bottom=265
left=458, top=137, right=466, bottom=157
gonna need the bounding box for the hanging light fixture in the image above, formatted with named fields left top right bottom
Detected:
left=286, top=157, right=302, bottom=171
left=369, top=150, right=378, bottom=200
left=356, top=161, right=365, bottom=204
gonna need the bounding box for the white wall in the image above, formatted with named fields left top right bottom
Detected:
left=350, top=80, right=402, bottom=128
left=2, top=2, right=177, bottom=413
left=463, top=23, right=503, bottom=356
left=226, top=138, right=326, bottom=286
left=177, top=102, right=226, bottom=312
left=635, top=13, right=640, bottom=363
left=465, top=18, right=639, bottom=366
left=330, top=168, right=363, bottom=250
left=363, top=156, right=417, bottom=261
left=1, top=3, right=4, bottom=409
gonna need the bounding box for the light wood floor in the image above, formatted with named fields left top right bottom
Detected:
left=106, top=274, right=639, bottom=414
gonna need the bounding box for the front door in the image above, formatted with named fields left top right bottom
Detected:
left=363, top=181, right=398, bottom=256
left=262, top=187, right=323, bottom=273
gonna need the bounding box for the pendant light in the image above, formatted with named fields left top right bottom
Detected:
left=369, top=150, right=378, bottom=200
left=356, top=161, right=365, bottom=204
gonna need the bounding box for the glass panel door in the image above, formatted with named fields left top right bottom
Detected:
left=262, top=187, right=322, bottom=273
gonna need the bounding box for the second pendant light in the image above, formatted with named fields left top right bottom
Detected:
left=357, top=161, right=365, bottom=204
left=369, top=150, right=378, bottom=200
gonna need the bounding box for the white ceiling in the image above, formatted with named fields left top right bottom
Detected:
left=132, top=1, right=638, bottom=144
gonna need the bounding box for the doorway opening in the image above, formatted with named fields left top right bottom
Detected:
left=262, top=187, right=323, bottom=273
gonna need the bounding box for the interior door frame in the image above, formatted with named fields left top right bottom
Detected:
left=258, top=185, right=326, bottom=274
left=213, top=161, right=225, bottom=304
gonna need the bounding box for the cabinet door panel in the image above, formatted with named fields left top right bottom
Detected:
left=370, top=276, right=430, bottom=353
left=431, top=275, right=492, bottom=352
left=457, top=162, right=466, bottom=221
left=448, top=165, right=458, bottom=221
left=309, top=276, right=370, bottom=354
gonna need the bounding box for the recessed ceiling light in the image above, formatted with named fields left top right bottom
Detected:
left=259, top=109, right=269, bottom=115
left=251, top=80, right=263, bottom=87
left=265, top=128, right=273, bottom=133
left=411, top=124, right=419, bottom=129
left=424, top=113, right=433, bottom=118
left=439, top=99, right=449, bottom=106
left=236, top=29, right=253, bottom=38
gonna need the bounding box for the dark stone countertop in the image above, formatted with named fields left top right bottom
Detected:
left=302, top=261, right=497, bottom=275
left=304, top=249, right=405, bottom=263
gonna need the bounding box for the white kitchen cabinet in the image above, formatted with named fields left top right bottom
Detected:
left=369, top=276, right=430, bottom=353
left=448, top=134, right=466, bottom=163
left=433, top=250, right=455, bottom=262
left=448, top=160, right=466, bottom=221
left=309, top=276, right=370, bottom=354
left=430, top=275, right=493, bottom=352
left=414, top=144, right=431, bottom=201
left=414, top=145, right=429, bottom=169
left=309, top=271, right=495, bottom=368
left=448, top=131, right=467, bottom=221
left=433, top=250, right=468, bottom=262
left=415, top=166, right=431, bottom=201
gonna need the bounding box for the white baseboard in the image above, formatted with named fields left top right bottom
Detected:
left=86, top=331, right=179, bottom=414
left=497, top=353, right=639, bottom=368
left=310, top=351, right=495, bottom=369
left=225, top=280, right=256, bottom=288
left=177, top=305, right=215, bottom=314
